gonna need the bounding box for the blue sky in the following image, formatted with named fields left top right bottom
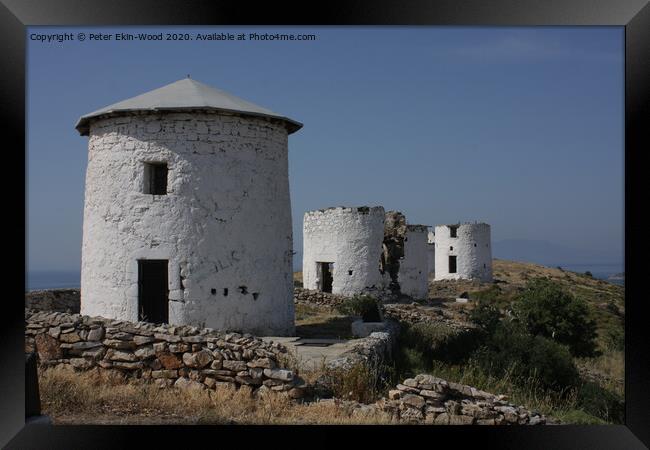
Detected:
left=26, top=26, right=624, bottom=272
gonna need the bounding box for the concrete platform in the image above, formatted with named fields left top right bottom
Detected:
left=261, top=336, right=362, bottom=371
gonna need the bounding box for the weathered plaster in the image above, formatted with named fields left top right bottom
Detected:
left=397, top=225, right=429, bottom=299
left=302, top=207, right=385, bottom=296
left=433, top=223, right=492, bottom=282
left=80, top=111, right=295, bottom=335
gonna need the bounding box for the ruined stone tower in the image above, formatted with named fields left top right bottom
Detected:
left=302, top=206, right=385, bottom=296
left=75, top=78, right=302, bottom=335
left=433, top=223, right=492, bottom=282
left=397, top=225, right=430, bottom=299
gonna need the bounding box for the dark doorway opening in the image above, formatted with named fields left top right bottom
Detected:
left=319, top=262, right=334, bottom=293
left=138, top=259, right=169, bottom=324
left=449, top=255, right=457, bottom=274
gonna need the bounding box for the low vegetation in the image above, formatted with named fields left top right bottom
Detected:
left=294, top=303, right=354, bottom=339
left=38, top=365, right=391, bottom=425
left=336, top=295, right=382, bottom=322
left=511, top=279, right=598, bottom=357
left=394, top=276, right=624, bottom=424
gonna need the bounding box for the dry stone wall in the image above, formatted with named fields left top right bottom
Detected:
left=381, top=374, right=552, bottom=424
left=293, top=287, right=347, bottom=307
left=319, top=374, right=553, bottom=425
left=25, top=289, right=81, bottom=314
left=327, top=322, right=399, bottom=371
left=383, top=303, right=474, bottom=332
left=25, top=308, right=305, bottom=398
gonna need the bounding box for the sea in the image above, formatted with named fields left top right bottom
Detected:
left=25, top=262, right=625, bottom=291
left=553, top=263, right=625, bottom=286
left=26, top=271, right=81, bottom=291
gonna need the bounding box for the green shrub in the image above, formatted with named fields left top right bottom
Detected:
left=576, top=381, right=624, bottom=423
left=604, top=325, right=624, bottom=351
left=512, top=279, right=599, bottom=357
left=336, top=295, right=382, bottom=322
left=472, top=321, right=581, bottom=391
left=472, top=285, right=503, bottom=302
left=556, top=409, right=606, bottom=424
left=469, top=300, right=502, bottom=334
left=399, top=322, right=484, bottom=366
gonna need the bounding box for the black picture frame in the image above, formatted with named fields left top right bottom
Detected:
left=4, top=0, right=648, bottom=448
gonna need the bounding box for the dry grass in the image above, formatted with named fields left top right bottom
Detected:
left=294, top=303, right=354, bottom=339
left=38, top=365, right=392, bottom=425
left=429, top=360, right=583, bottom=422
left=576, top=350, right=624, bottom=395
left=293, top=271, right=303, bottom=284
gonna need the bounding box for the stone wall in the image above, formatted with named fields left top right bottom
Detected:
left=293, top=287, right=347, bottom=307
left=318, top=374, right=552, bottom=425
left=383, top=303, right=473, bottom=332
left=25, top=289, right=81, bottom=314
left=381, top=374, right=551, bottom=424
left=327, top=320, right=400, bottom=371
left=25, top=309, right=304, bottom=398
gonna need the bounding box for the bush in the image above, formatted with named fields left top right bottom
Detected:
left=512, top=279, right=599, bottom=357
left=604, top=325, right=624, bottom=352
left=399, top=322, right=483, bottom=366
left=470, top=300, right=502, bottom=334
left=336, top=295, right=382, bottom=322
left=472, top=321, right=581, bottom=391
left=576, top=381, right=624, bottom=423
left=472, top=285, right=503, bottom=303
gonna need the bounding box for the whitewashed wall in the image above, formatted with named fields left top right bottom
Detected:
left=302, top=207, right=385, bottom=296
left=427, top=230, right=435, bottom=278
left=397, top=225, right=429, bottom=299
left=433, top=223, right=492, bottom=282
left=80, top=112, right=295, bottom=336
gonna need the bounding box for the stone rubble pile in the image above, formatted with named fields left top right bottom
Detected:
left=25, top=308, right=306, bottom=398
left=377, top=374, right=551, bottom=425
left=316, top=374, right=553, bottom=425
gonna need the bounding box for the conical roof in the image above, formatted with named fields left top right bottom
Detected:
left=75, top=78, right=303, bottom=135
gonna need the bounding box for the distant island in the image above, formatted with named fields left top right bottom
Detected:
left=608, top=272, right=625, bottom=281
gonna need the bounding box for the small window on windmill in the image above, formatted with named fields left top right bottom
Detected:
left=143, top=162, right=168, bottom=195
left=449, top=225, right=458, bottom=238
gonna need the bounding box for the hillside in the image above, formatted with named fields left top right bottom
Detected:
left=294, top=258, right=625, bottom=390
left=294, top=258, right=625, bottom=326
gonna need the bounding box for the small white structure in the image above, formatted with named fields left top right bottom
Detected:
left=302, top=206, right=385, bottom=296
left=433, top=223, right=492, bottom=282
left=397, top=225, right=429, bottom=299
left=76, top=77, right=302, bottom=335
left=426, top=230, right=435, bottom=278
